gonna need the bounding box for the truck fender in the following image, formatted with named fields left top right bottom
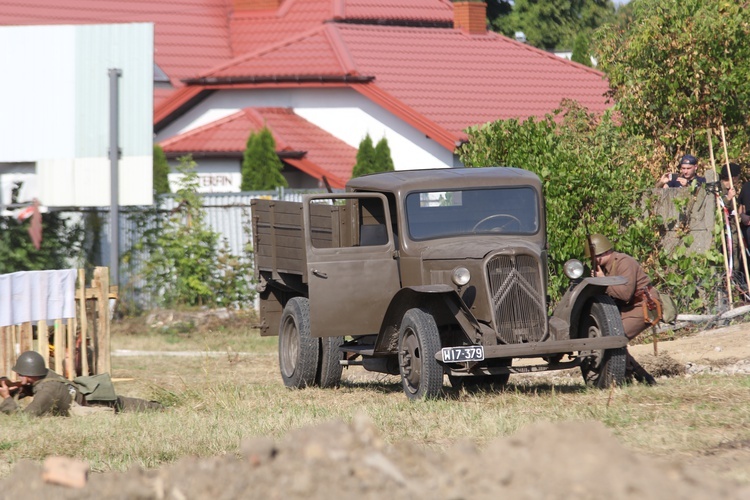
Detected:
left=373, top=286, right=479, bottom=355
left=551, top=276, right=627, bottom=340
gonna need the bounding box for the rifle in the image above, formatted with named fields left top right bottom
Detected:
left=584, top=222, right=598, bottom=277
left=0, top=377, right=23, bottom=392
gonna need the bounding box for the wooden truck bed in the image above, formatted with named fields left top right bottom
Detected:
left=251, top=199, right=342, bottom=279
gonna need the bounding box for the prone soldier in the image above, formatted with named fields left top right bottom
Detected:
left=0, top=351, right=163, bottom=416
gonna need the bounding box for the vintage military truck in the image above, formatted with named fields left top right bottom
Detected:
left=251, top=167, right=628, bottom=399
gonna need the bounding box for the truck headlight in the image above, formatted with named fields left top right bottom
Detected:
left=563, top=259, right=584, bottom=279
left=452, top=267, right=471, bottom=286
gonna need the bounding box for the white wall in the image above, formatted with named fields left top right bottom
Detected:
left=0, top=24, right=154, bottom=207
left=156, top=88, right=459, bottom=173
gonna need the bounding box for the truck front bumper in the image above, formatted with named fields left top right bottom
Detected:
left=434, top=335, right=628, bottom=362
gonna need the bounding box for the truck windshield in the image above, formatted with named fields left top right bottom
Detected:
left=405, top=187, right=539, bottom=240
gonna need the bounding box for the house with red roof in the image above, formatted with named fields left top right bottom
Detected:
left=3, top=0, right=610, bottom=192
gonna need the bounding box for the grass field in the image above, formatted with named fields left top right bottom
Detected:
left=2, top=315, right=750, bottom=483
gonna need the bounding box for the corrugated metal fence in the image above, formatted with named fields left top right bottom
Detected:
left=60, top=188, right=328, bottom=308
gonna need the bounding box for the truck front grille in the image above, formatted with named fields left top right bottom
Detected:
left=487, top=254, right=547, bottom=344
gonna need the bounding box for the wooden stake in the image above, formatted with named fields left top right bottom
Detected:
left=708, top=129, right=733, bottom=306
left=66, top=318, right=75, bottom=380
left=38, top=319, right=49, bottom=366
left=54, top=319, right=63, bottom=375
left=78, top=269, right=89, bottom=377
left=1, top=327, right=11, bottom=378
left=720, top=125, right=750, bottom=297
left=20, top=322, right=33, bottom=354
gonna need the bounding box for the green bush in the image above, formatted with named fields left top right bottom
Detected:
left=459, top=101, right=659, bottom=303
left=126, top=156, right=255, bottom=309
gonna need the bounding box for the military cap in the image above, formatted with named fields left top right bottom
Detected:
left=679, top=154, right=698, bottom=165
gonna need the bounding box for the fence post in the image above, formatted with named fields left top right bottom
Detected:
left=94, top=267, right=111, bottom=374
left=78, top=269, right=89, bottom=377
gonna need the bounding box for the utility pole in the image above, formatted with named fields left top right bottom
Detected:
left=108, top=68, right=122, bottom=286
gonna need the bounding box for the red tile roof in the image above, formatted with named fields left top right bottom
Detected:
left=5, top=0, right=612, bottom=182
left=159, top=107, right=356, bottom=188
left=3, top=0, right=460, bottom=110
left=188, top=23, right=610, bottom=149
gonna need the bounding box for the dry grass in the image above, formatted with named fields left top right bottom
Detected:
left=1, top=316, right=749, bottom=481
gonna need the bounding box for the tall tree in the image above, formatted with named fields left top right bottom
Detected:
left=153, top=144, right=171, bottom=195
left=571, top=32, right=591, bottom=67
left=594, top=0, right=750, bottom=157
left=352, top=134, right=377, bottom=178
left=241, top=127, right=288, bottom=191
left=493, top=0, right=615, bottom=50
left=374, top=137, right=395, bottom=173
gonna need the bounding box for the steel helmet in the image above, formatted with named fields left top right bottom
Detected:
left=584, top=234, right=613, bottom=258
left=12, top=351, right=48, bottom=377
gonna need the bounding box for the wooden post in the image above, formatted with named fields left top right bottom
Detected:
left=38, top=319, right=49, bottom=367
left=54, top=319, right=63, bottom=374
left=78, top=269, right=89, bottom=377
left=66, top=318, right=75, bottom=380
left=1, top=326, right=11, bottom=378
left=20, top=322, right=33, bottom=354
left=94, top=267, right=111, bottom=374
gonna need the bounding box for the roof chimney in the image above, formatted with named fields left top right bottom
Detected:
left=453, top=1, right=487, bottom=35
left=234, top=0, right=281, bottom=11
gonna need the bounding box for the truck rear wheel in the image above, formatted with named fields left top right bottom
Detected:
left=579, top=295, right=627, bottom=389
left=316, top=336, right=343, bottom=388
left=398, top=308, right=443, bottom=400
left=279, top=297, right=319, bottom=389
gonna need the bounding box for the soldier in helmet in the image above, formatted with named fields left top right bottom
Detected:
left=0, top=351, right=163, bottom=416
left=585, top=234, right=658, bottom=385
left=0, top=351, right=79, bottom=416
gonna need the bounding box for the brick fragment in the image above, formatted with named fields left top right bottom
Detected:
left=42, top=456, right=90, bottom=488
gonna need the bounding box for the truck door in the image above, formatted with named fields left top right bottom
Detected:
left=304, top=193, right=400, bottom=337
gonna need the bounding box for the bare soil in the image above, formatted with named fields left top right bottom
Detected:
left=3, top=323, right=750, bottom=500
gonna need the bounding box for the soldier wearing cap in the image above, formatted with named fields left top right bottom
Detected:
left=656, top=154, right=706, bottom=189
left=0, top=351, right=163, bottom=416
left=585, top=234, right=658, bottom=385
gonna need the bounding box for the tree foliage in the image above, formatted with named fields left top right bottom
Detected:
left=493, top=0, right=615, bottom=50
left=153, top=144, right=171, bottom=195
left=571, top=32, right=591, bottom=67
left=594, top=0, right=750, bottom=159
left=374, top=137, right=395, bottom=173
left=352, top=135, right=394, bottom=178
left=241, top=127, right=288, bottom=191
left=128, top=156, right=254, bottom=308
left=352, top=134, right=377, bottom=178
left=0, top=213, right=84, bottom=273
left=459, top=101, right=659, bottom=302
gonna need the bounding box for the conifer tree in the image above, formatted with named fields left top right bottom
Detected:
left=352, top=134, right=377, bottom=178
left=153, top=144, right=171, bottom=195
left=374, top=137, right=395, bottom=173
left=241, top=127, right=288, bottom=191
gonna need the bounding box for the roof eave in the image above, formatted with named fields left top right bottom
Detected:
left=183, top=75, right=375, bottom=85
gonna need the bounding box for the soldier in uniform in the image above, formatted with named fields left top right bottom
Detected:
left=585, top=234, right=658, bottom=385
left=0, top=351, right=163, bottom=416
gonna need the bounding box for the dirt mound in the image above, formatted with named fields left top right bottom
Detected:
left=3, top=417, right=748, bottom=500
left=638, top=352, right=685, bottom=377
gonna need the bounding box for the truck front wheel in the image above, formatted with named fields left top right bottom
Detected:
left=579, top=295, right=627, bottom=389
left=279, top=297, right=319, bottom=389
left=398, top=308, right=443, bottom=400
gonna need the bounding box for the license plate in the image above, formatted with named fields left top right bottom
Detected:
left=441, top=346, right=484, bottom=363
